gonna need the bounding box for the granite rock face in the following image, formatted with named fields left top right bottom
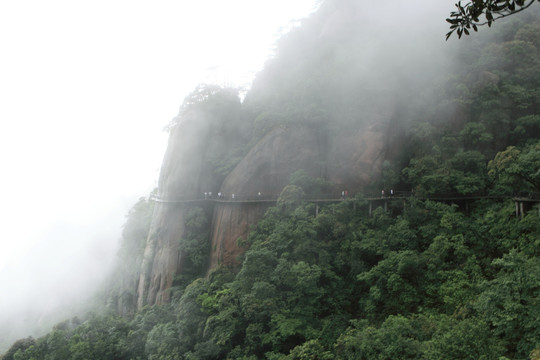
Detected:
left=136, top=117, right=207, bottom=308
left=133, top=111, right=391, bottom=309
left=208, top=122, right=387, bottom=269
left=209, top=202, right=271, bottom=271
left=121, top=0, right=453, bottom=310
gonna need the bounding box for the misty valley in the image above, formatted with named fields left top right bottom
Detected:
left=2, top=0, right=540, bottom=359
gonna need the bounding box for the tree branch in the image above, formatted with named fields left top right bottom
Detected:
left=446, top=0, right=539, bottom=40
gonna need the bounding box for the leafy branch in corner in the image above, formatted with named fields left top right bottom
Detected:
left=446, top=0, right=539, bottom=40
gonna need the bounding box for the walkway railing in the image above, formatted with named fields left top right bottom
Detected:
left=150, top=192, right=540, bottom=204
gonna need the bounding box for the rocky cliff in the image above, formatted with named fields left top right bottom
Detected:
left=131, top=0, right=428, bottom=309
left=208, top=121, right=389, bottom=269
left=136, top=117, right=205, bottom=307
left=132, top=105, right=392, bottom=308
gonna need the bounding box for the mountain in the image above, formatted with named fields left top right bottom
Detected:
left=118, top=0, right=539, bottom=313
left=4, top=0, right=539, bottom=359
left=133, top=94, right=393, bottom=309
left=119, top=0, right=453, bottom=311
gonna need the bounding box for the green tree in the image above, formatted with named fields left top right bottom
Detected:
left=511, top=115, right=540, bottom=145
left=126, top=305, right=177, bottom=359
left=357, top=251, right=425, bottom=320
left=334, top=316, right=427, bottom=360
left=459, top=123, right=493, bottom=149
left=69, top=315, right=131, bottom=360
left=145, top=323, right=182, bottom=360
left=446, top=0, right=540, bottom=39
left=425, top=316, right=504, bottom=360
left=488, top=141, right=540, bottom=191
left=289, top=170, right=331, bottom=197
left=285, top=340, right=334, bottom=360
left=43, top=330, right=70, bottom=360
left=1, top=338, right=35, bottom=360
left=176, top=278, right=212, bottom=355
left=277, top=185, right=306, bottom=212
left=179, top=207, right=210, bottom=277
left=475, top=250, right=540, bottom=358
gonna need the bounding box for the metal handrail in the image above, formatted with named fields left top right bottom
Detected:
left=151, top=192, right=539, bottom=204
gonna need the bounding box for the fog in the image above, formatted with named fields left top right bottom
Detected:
left=0, top=0, right=318, bottom=350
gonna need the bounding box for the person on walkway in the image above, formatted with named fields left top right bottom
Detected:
left=232, top=193, right=235, bottom=200
left=204, top=192, right=207, bottom=199
left=381, top=190, right=385, bottom=198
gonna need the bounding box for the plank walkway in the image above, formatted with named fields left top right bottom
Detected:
left=150, top=193, right=540, bottom=204
left=150, top=192, right=539, bottom=219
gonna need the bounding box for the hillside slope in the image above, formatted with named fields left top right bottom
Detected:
left=4, top=1, right=540, bottom=359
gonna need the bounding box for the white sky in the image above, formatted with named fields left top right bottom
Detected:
left=0, top=0, right=317, bottom=338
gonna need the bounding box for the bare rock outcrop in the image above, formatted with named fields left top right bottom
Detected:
left=136, top=116, right=211, bottom=308
left=209, top=203, right=271, bottom=270
left=135, top=108, right=392, bottom=309
left=209, top=120, right=388, bottom=269
left=209, top=126, right=323, bottom=269
left=221, top=126, right=323, bottom=197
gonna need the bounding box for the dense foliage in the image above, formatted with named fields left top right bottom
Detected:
left=3, top=1, right=540, bottom=359
left=106, top=196, right=155, bottom=315
left=5, top=194, right=539, bottom=359
left=400, top=10, right=540, bottom=197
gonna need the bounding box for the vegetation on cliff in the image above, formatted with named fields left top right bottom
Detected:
left=5, top=193, right=539, bottom=359
left=3, top=0, right=540, bottom=359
